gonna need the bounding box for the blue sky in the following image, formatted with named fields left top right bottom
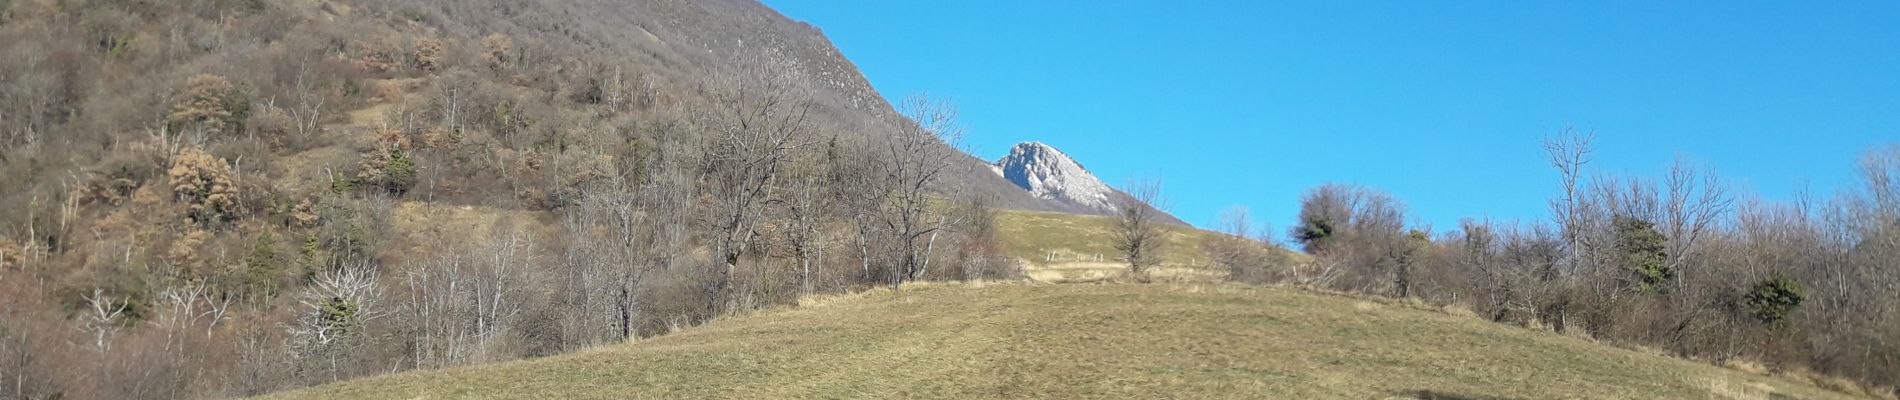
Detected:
left=763, top=0, right=1900, bottom=235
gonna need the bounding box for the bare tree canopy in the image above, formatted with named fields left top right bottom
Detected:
left=872, top=93, right=967, bottom=290
left=1112, top=178, right=1171, bottom=278
left=699, top=59, right=818, bottom=315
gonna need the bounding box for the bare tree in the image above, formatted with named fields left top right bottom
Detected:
left=1112, top=178, right=1171, bottom=279
left=1209, top=206, right=1279, bottom=284
left=1544, top=128, right=1595, bottom=274
left=948, top=193, right=1009, bottom=281
left=290, top=261, right=385, bottom=383
left=699, top=64, right=816, bottom=314
left=558, top=175, right=649, bottom=346
left=404, top=226, right=535, bottom=368
left=871, top=94, right=966, bottom=291
left=1661, top=157, right=1733, bottom=290
left=81, top=289, right=127, bottom=353
left=780, top=157, right=828, bottom=298
left=824, top=136, right=887, bottom=285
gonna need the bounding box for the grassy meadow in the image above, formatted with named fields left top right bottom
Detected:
left=262, top=282, right=1854, bottom=399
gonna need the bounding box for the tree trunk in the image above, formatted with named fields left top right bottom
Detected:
left=796, top=248, right=812, bottom=298
left=913, top=230, right=941, bottom=281
left=616, top=278, right=633, bottom=341
left=710, top=252, right=736, bottom=317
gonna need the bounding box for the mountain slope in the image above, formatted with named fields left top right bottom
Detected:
left=262, top=283, right=1851, bottom=400
left=428, top=0, right=1074, bottom=212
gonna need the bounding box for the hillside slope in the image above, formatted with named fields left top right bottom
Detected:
left=262, top=283, right=1852, bottom=400
left=377, top=0, right=1072, bottom=212
left=993, top=209, right=1290, bottom=282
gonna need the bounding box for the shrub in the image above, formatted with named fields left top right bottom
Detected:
left=238, top=230, right=282, bottom=302
left=353, top=39, right=401, bottom=74
left=1613, top=216, right=1671, bottom=292
left=290, top=198, right=320, bottom=228
left=1291, top=214, right=1333, bottom=253
left=412, top=37, right=446, bottom=73
left=168, top=147, right=243, bottom=226
left=1743, top=277, right=1806, bottom=325
left=168, top=74, right=251, bottom=137
left=247, top=104, right=295, bottom=148
left=356, top=147, right=416, bottom=195
left=481, top=33, right=513, bottom=73
left=0, top=238, right=21, bottom=271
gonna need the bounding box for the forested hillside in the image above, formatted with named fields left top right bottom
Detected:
left=0, top=0, right=1048, bottom=398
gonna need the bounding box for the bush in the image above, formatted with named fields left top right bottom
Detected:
left=1292, top=214, right=1333, bottom=253
left=412, top=37, right=446, bottom=73
left=246, top=104, right=295, bottom=148
left=0, top=238, right=21, bottom=271
left=168, top=74, right=251, bottom=137
left=356, top=147, right=417, bottom=196
left=1613, top=217, right=1671, bottom=292
left=481, top=33, right=513, bottom=73
left=168, top=147, right=243, bottom=226
left=1743, top=277, right=1806, bottom=325
left=237, top=231, right=282, bottom=302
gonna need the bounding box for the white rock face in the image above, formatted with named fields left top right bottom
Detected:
left=994, top=142, right=1117, bottom=213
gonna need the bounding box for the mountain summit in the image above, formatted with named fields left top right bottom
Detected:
left=995, top=142, right=1119, bottom=214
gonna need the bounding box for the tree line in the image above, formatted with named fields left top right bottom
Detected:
left=1202, top=130, right=1899, bottom=395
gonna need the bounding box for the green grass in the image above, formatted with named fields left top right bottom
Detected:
left=262, top=283, right=1853, bottom=399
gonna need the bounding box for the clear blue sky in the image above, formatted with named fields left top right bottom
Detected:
left=763, top=0, right=1900, bottom=235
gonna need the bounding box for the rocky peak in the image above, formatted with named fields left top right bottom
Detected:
left=994, top=142, right=1118, bottom=213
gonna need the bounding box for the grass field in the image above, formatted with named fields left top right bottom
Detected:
left=993, top=209, right=1299, bottom=283
left=993, top=209, right=1231, bottom=268
left=262, top=282, right=1854, bottom=399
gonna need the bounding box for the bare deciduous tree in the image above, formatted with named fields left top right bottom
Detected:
left=1660, top=157, right=1732, bottom=290
left=780, top=158, right=828, bottom=298
left=81, top=289, right=127, bottom=353
left=1544, top=128, right=1595, bottom=274
left=699, top=63, right=816, bottom=313
left=290, top=260, right=384, bottom=383
left=1208, top=206, right=1281, bottom=284
left=870, top=94, right=965, bottom=291
left=1112, top=178, right=1171, bottom=279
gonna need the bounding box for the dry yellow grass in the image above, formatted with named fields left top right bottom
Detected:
left=995, top=209, right=1241, bottom=268
left=994, top=209, right=1302, bottom=284
left=260, top=283, right=1860, bottom=400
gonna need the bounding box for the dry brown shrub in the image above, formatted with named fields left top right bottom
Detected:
left=412, top=36, right=446, bottom=73
left=356, top=145, right=417, bottom=195
left=249, top=104, right=295, bottom=148
left=70, top=175, right=138, bottom=206
left=353, top=40, right=401, bottom=74
left=169, top=74, right=238, bottom=135
left=290, top=198, right=320, bottom=228
left=131, top=182, right=169, bottom=207
left=168, top=147, right=243, bottom=225
left=419, top=127, right=458, bottom=148
left=516, top=149, right=543, bottom=175
left=166, top=229, right=212, bottom=269
left=368, top=123, right=412, bottom=150
left=481, top=33, right=513, bottom=72
left=0, top=238, right=21, bottom=271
